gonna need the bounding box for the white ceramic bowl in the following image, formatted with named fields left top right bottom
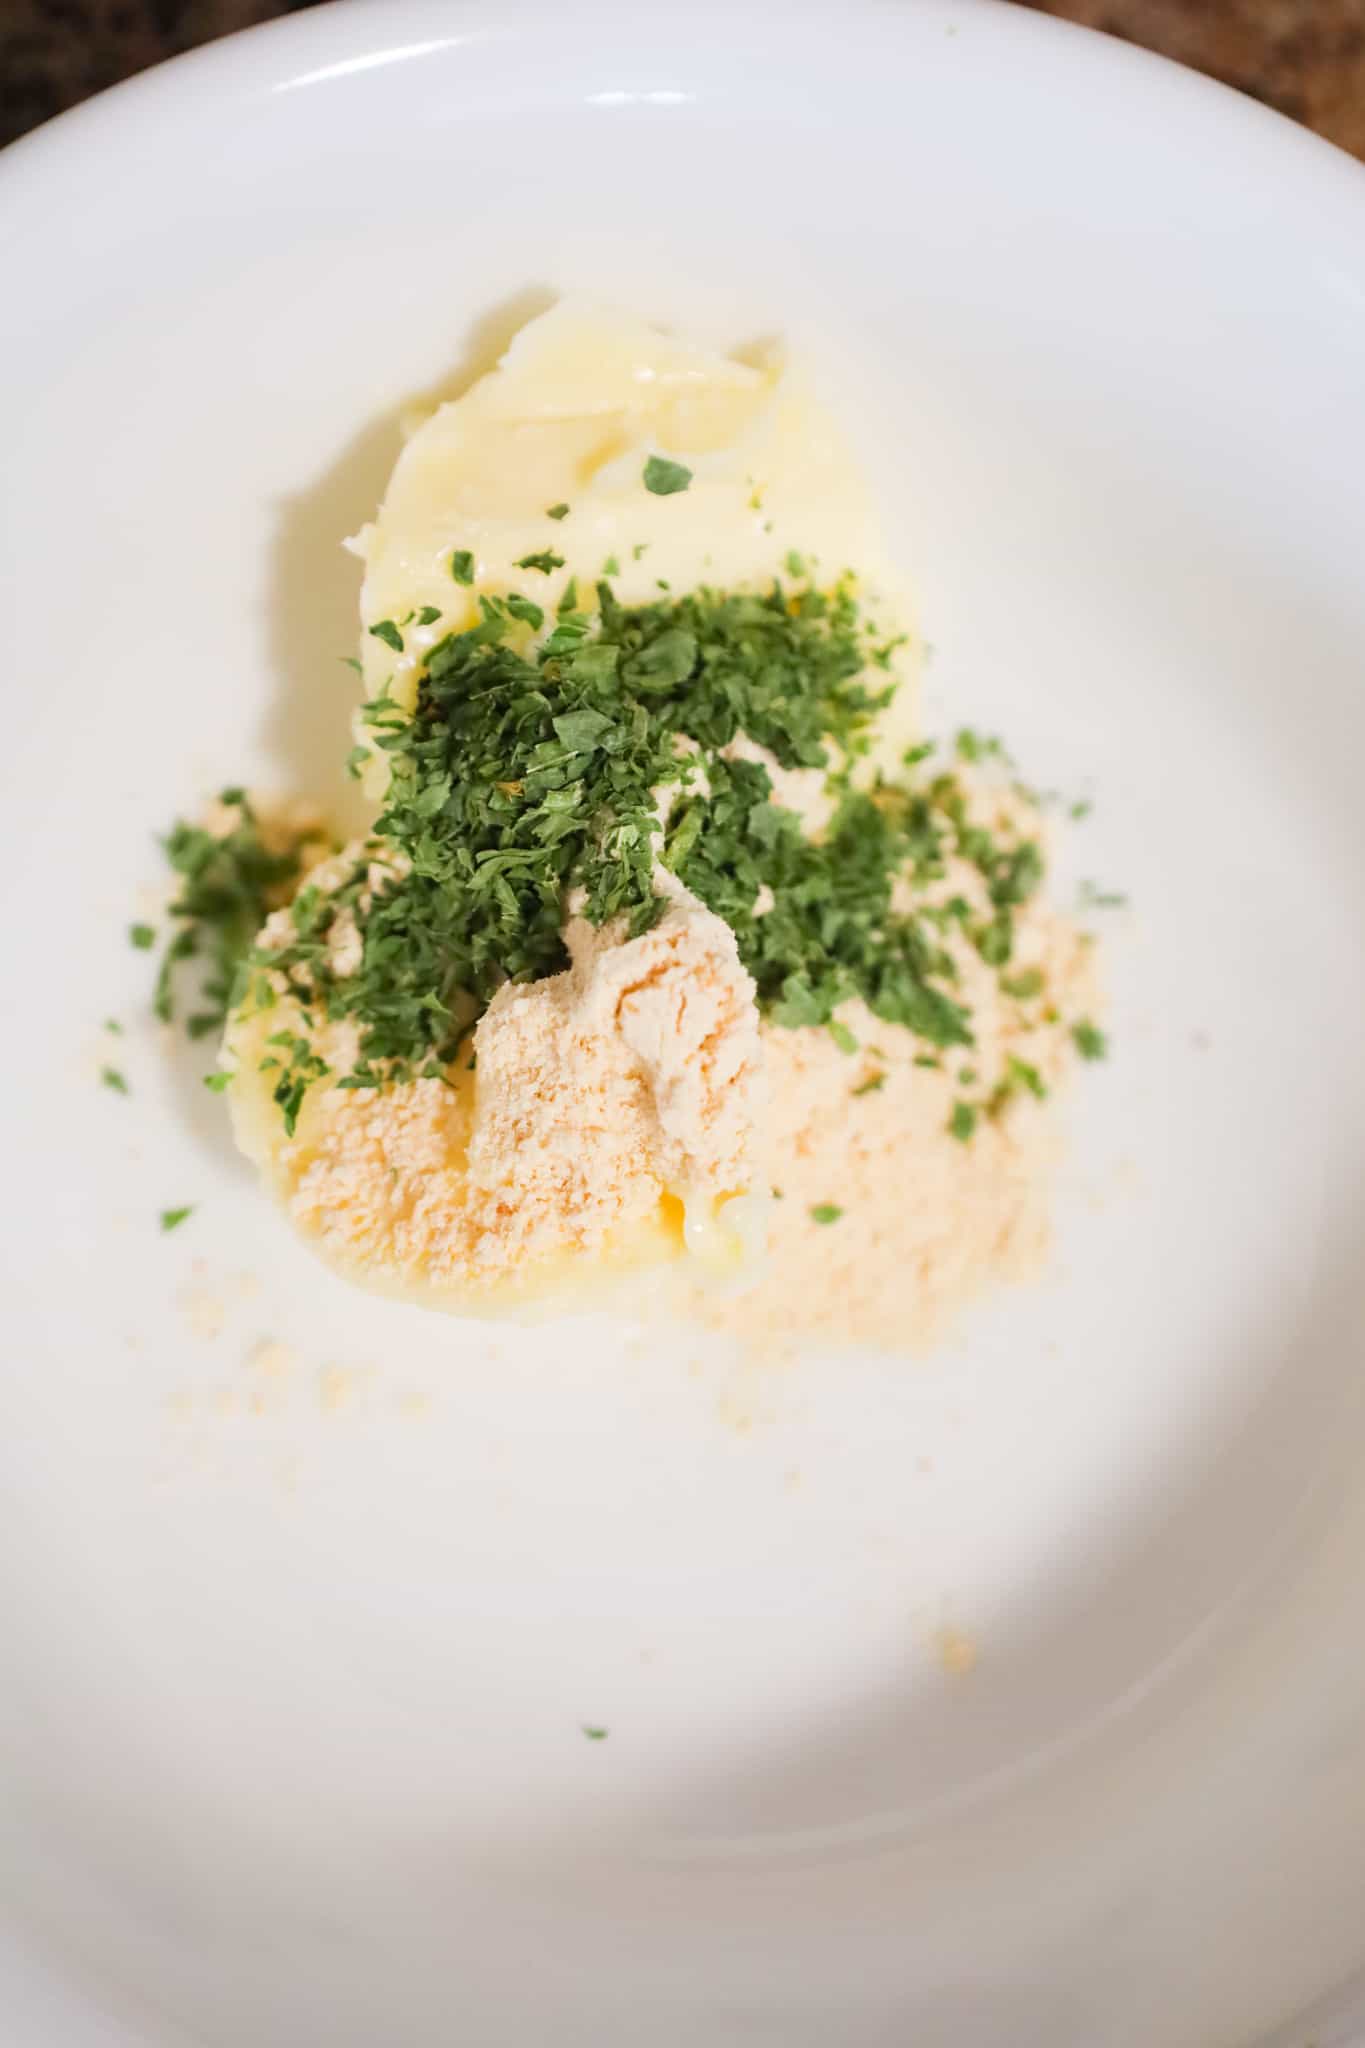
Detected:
left=4, top=2, right=1365, bottom=2041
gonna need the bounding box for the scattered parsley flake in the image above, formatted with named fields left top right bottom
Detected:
left=643, top=455, right=693, bottom=496
left=369, top=619, right=404, bottom=653
left=515, top=550, right=565, bottom=575
left=129, top=923, right=156, bottom=950
left=1079, top=880, right=1127, bottom=910
left=546, top=503, right=570, bottom=521
left=1006, top=1053, right=1047, bottom=1099
left=582, top=1725, right=609, bottom=1741
left=203, top=1071, right=233, bottom=1093
left=101, top=1065, right=129, bottom=1095
left=1072, top=1019, right=1108, bottom=1061
left=948, top=1101, right=976, bottom=1143
left=828, top=1019, right=858, bottom=1056
left=415, top=605, right=442, bottom=627
left=1001, top=967, right=1045, bottom=1000
left=602, top=554, right=621, bottom=577
left=450, top=549, right=475, bottom=585
left=853, top=1073, right=886, bottom=1096
left=504, top=592, right=544, bottom=630
left=104, top=1017, right=122, bottom=1035
left=159, top=1206, right=193, bottom=1233
left=810, top=1203, right=843, bottom=1225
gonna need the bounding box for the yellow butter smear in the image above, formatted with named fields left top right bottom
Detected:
left=221, top=299, right=1103, bottom=1336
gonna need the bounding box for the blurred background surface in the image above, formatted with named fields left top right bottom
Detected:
left=2, top=0, right=1363, bottom=157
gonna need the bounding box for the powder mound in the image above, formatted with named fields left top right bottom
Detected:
left=470, top=873, right=765, bottom=1220
left=228, top=860, right=765, bottom=1305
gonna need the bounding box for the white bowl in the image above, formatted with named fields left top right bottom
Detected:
left=3, top=2, right=1365, bottom=2041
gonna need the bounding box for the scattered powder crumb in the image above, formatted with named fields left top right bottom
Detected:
left=318, top=1364, right=361, bottom=1412
left=181, top=1291, right=226, bottom=1342
left=211, top=1388, right=236, bottom=1418
left=246, top=1339, right=295, bottom=1380
left=395, top=1390, right=431, bottom=1417
left=933, top=1625, right=979, bottom=1678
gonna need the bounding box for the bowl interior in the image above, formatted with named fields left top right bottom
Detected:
left=3, top=3, right=1365, bottom=2042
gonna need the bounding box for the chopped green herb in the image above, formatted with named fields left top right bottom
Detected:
left=948, top=1100, right=976, bottom=1143
left=369, top=619, right=404, bottom=653
left=602, top=554, right=621, bottom=577
left=415, top=605, right=442, bottom=627
left=203, top=1070, right=233, bottom=1093
left=104, top=1017, right=123, bottom=1035
left=582, top=1725, right=609, bottom=1741
left=208, top=572, right=1091, bottom=1133
left=852, top=1072, right=886, bottom=1096
left=515, top=550, right=565, bottom=576
left=642, top=455, right=693, bottom=496
left=159, top=1206, right=193, bottom=1233
left=955, top=727, right=1006, bottom=765
left=129, top=923, right=156, bottom=950
left=1069, top=799, right=1092, bottom=822
left=1006, top=1054, right=1047, bottom=1099
left=810, top=1203, right=843, bottom=1225
left=151, top=791, right=323, bottom=1037
left=1001, top=967, right=1045, bottom=1001
left=340, top=656, right=363, bottom=675
left=632, top=542, right=649, bottom=560
left=101, top=1065, right=129, bottom=1095
left=1079, top=880, right=1127, bottom=910
left=450, top=549, right=475, bottom=585
left=1072, top=1018, right=1108, bottom=1061
left=546, top=503, right=570, bottom=521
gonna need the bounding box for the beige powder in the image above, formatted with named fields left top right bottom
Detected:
left=226, top=758, right=1098, bottom=1344
left=692, top=769, right=1099, bottom=1354
left=228, top=869, right=764, bottom=1307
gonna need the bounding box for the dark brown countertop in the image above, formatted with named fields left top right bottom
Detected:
left=2, top=0, right=1363, bottom=156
